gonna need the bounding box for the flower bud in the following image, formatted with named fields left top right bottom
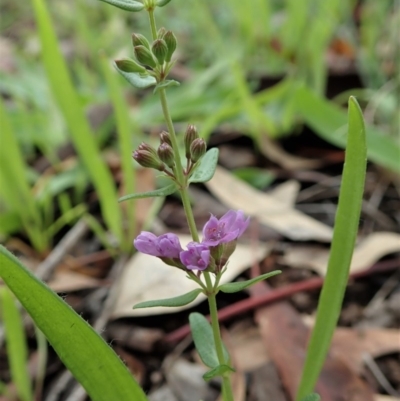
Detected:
left=184, top=124, right=199, bottom=159
left=163, top=31, right=177, bottom=62
left=157, top=27, right=167, bottom=39
left=159, top=131, right=172, bottom=146
left=190, top=138, right=207, bottom=162
left=134, top=45, right=157, bottom=68
left=115, top=58, right=146, bottom=74
left=157, top=143, right=175, bottom=168
left=137, top=142, right=157, bottom=156
left=151, top=39, right=168, bottom=65
left=132, top=33, right=150, bottom=50
left=133, top=149, right=165, bottom=171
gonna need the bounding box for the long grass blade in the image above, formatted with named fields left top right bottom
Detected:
left=296, top=97, right=367, bottom=400
left=31, top=0, right=122, bottom=242
left=0, top=287, right=33, bottom=401
left=0, top=245, right=148, bottom=401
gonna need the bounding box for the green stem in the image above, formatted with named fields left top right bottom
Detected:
left=147, top=9, right=234, bottom=401
left=206, top=280, right=234, bottom=401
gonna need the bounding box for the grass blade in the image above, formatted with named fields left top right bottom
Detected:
left=296, top=97, right=367, bottom=400
left=0, top=98, right=46, bottom=252
left=31, top=0, right=122, bottom=242
left=0, top=245, right=148, bottom=401
left=99, top=52, right=136, bottom=250
left=0, top=288, right=33, bottom=401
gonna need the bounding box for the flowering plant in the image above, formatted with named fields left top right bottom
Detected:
left=0, top=1, right=369, bottom=401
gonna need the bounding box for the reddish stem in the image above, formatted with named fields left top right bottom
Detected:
left=163, top=258, right=399, bottom=343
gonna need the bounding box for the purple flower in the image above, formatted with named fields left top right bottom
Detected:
left=202, top=210, right=250, bottom=246
left=158, top=233, right=183, bottom=258
left=180, top=242, right=210, bottom=271
left=134, top=232, right=182, bottom=258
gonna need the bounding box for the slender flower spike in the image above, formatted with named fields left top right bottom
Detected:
left=180, top=242, right=210, bottom=271
left=134, top=232, right=183, bottom=258
left=202, top=210, right=250, bottom=246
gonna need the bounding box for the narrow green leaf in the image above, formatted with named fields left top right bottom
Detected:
left=296, top=97, right=367, bottom=400
left=301, top=394, right=321, bottom=401
left=0, top=246, right=148, bottom=401
left=218, top=270, right=281, bottom=294
left=0, top=288, right=33, bottom=401
left=203, top=365, right=235, bottom=381
left=118, top=183, right=177, bottom=202
left=189, top=312, right=229, bottom=369
left=153, top=79, right=180, bottom=93
left=0, top=99, right=46, bottom=252
left=133, top=289, right=203, bottom=309
left=100, top=52, right=136, bottom=251
left=31, top=0, right=122, bottom=242
left=294, top=86, right=400, bottom=173
left=97, top=0, right=144, bottom=12
left=189, top=148, right=219, bottom=183
left=114, top=63, right=157, bottom=89
left=156, top=0, right=172, bottom=7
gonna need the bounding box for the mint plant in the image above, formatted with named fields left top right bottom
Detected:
left=96, top=0, right=281, bottom=398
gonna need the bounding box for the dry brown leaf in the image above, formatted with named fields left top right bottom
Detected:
left=111, top=235, right=271, bottom=318
left=48, top=271, right=104, bottom=292
left=331, top=328, right=400, bottom=374
left=206, top=166, right=332, bottom=242
left=268, top=179, right=300, bottom=207
left=253, top=283, right=375, bottom=401
left=281, top=232, right=400, bottom=275
left=374, top=395, right=399, bottom=401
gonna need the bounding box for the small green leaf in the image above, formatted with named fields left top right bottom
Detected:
left=189, top=148, right=219, bottom=183
left=156, top=0, right=172, bottom=6
left=153, top=79, right=180, bottom=93
left=203, top=364, right=235, bottom=381
left=133, top=289, right=203, bottom=309
left=98, top=0, right=144, bottom=12
left=218, top=270, right=281, bottom=294
left=114, top=62, right=156, bottom=89
left=189, top=312, right=229, bottom=369
left=118, top=184, right=177, bottom=203
left=300, top=394, right=320, bottom=401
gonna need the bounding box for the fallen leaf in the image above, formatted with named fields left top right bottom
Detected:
left=206, top=166, right=333, bottom=242
left=111, top=236, right=271, bottom=318
left=252, top=282, right=375, bottom=401
left=48, top=271, right=104, bottom=292
left=268, top=179, right=300, bottom=208
left=331, top=328, right=400, bottom=374
left=374, top=395, right=399, bottom=401
left=281, top=232, right=400, bottom=275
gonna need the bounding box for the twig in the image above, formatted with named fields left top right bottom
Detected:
left=35, top=219, right=89, bottom=281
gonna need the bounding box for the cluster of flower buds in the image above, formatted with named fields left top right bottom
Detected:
left=134, top=210, right=250, bottom=273
left=131, top=28, right=177, bottom=71
left=184, top=124, right=207, bottom=173
left=133, top=124, right=208, bottom=179
left=132, top=131, right=176, bottom=175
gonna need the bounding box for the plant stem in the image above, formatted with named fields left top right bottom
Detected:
left=206, top=285, right=234, bottom=401
left=147, top=9, right=234, bottom=400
